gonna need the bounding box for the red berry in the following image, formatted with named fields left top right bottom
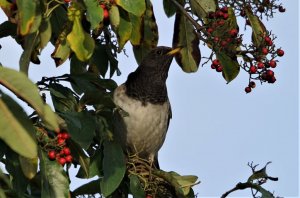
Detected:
left=245, top=87, right=252, bottom=93
left=48, top=151, right=56, bottom=160
left=216, top=11, right=224, bottom=18
left=257, top=62, right=264, bottom=69
left=249, top=81, right=256, bottom=88
left=61, top=132, right=70, bottom=140
left=208, top=12, right=215, bottom=19
left=268, top=76, right=276, bottom=83
left=218, top=20, right=225, bottom=26
left=249, top=65, right=257, bottom=74
left=269, top=60, right=277, bottom=68
left=223, top=13, right=229, bottom=20
left=63, top=147, right=71, bottom=155
left=65, top=155, right=73, bottom=163
left=264, top=36, right=271, bottom=43
left=58, top=157, right=66, bottom=166
left=277, top=49, right=284, bottom=56
left=57, top=133, right=63, bottom=139
left=211, top=64, right=216, bottom=69
left=103, top=9, right=109, bottom=19
left=57, top=138, right=65, bottom=145
left=229, top=29, right=238, bottom=37
left=266, top=70, right=274, bottom=77
left=266, top=40, right=273, bottom=46
left=64, top=0, right=71, bottom=3
left=262, top=47, right=269, bottom=55
left=278, top=6, right=286, bottom=12
left=221, top=7, right=228, bottom=13
left=207, top=28, right=214, bottom=34
left=214, top=37, right=219, bottom=43
left=221, top=40, right=227, bottom=47
left=216, top=65, right=223, bottom=72
left=100, top=4, right=106, bottom=9
left=258, top=6, right=265, bottom=13
left=212, top=59, right=220, bottom=66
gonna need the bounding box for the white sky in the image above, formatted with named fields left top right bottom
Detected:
left=0, top=0, right=298, bottom=197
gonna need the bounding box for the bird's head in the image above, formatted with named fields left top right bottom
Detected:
left=138, top=46, right=181, bottom=79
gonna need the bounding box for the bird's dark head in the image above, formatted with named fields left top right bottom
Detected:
left=138, top=46, right=181, bottom=79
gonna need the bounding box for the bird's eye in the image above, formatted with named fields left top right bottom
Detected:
left=156, top=50, right=162, bottom=55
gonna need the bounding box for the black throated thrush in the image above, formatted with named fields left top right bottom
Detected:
left=113, top=46, right=180, bottom=168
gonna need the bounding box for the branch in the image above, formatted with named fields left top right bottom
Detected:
left=221, top=182, right=271, bottom=198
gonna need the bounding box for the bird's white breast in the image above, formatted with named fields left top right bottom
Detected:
left=113, top=84, right=170, bottom=160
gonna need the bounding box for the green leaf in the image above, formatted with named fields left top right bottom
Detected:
left=49, top=83, right=78, bottom=113
left=0, top=21, right=17, bottom=38
left=245, top=8, right=267, bottom=47
left=190, top=0, right=216, bottom=19
left=76, top=149, right=103, bottom=178
left=19, top=156, right=38, bottom=179
left=129, top=175, right=145, bottom=198
left=216, top=51, right=240, bottom=83
left=5, top=148, right=29, bottom=197
left=40, top=150, right=69, bottom=198
left=39, top=18, right=52, bottom=50
left=89, top=43, right=109, bottom=77
left=0, top=93, right=37, bottom=158
left=109, top=5, right=120, bottom=30
left=72, top=179, right=101, bottom=196
left=49, top=4, right=68, bottom=44
left=68, top=140, right=90, bottom=178
left=100, top=140, right=126, bottom=197
left=173, top=12, right=201, bottom=73
left=67, top=6, right=95, bottom=61
left=16, top=0, right=41, bottom=35
left=0, top=67, right=59, bottom=131
left=163, top=0, right=177, bottom=17
left=117, top=9, right=132, bottom=51
left=61, top=111, right=96, bottom=150
left=19, top=32, right=39, bottom=75
left=83, top=0, right=103, bottom=30
left=115, top=0, right=145, bottom=16
left=51, top=39, right=71, bottom=67
left=132, top=0, right=158, bottom=64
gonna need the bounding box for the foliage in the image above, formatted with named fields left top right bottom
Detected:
left=0, top=0, right=285, bottom=197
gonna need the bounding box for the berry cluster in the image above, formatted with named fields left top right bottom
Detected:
left=211, top=59, right=223, bottom=72
left=47, top=131, right=73, bottom=166
left=242, top=33, right=284, bottom=93
left=205, top=6, right=242, bottom=52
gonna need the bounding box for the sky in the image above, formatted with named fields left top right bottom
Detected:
left=0, top=0, right=299, bottom=197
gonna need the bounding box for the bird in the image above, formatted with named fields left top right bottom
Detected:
left=113, top=46, right=180, bottom=168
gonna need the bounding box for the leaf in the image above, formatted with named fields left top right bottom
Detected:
left=115, top=0, right=145, bottom=16
left=16, top=0, right=41, bottom=35
left=190, top=0, right=216, bottom=19
left=49, top=4, right=68, bottom=44
left=109, top=5, right=120, bottom=30
left=245, top=8, right=267, bottom=47
left=163, top=0, right=177, bottom=17
left=67, top=6, right=95, bottom=61
left=0, top=20, right=17, bottom=38
left=0, top=67, right=59, bottom=131
left=83, top=0, right=103, bottom=30
left=61, top=111, right=96, bottom=150
left=132, top=0, right=158, bottom=64
left=40, top=150, right=69, bottom=198
left=100, top=140, right=126, bottom=197
left=39, top=18, right=52, bottom=50
left=0, top=93, right=37, bottom=158
left=51, top=39, right=71, bottom=67
left=129, top=175, right=145, bottom=198
left=49, top=83, right=78, bottom=113
left=89, top=43, right=109, bottom=77
left=76, top=149, right=103, bottom=178
left=216, top=51, right=240, bottom=83
left=19, top=32, right=39, bottom=75
left=19, top=156, right=38, bottom=179
left=5, top=148, right=29, bottom=197
left=117, top=9, right=132, bottom=51
left=68, top=140, right=90, bottom=178
left=72, top=179, right=101, bottom=196
left=173, top=12, right=201, bottom=73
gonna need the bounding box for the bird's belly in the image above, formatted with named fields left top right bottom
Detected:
left=114, top=89, right=170, bottom=159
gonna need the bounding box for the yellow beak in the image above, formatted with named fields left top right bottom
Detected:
left=167, top=47, right=182, bottom=55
